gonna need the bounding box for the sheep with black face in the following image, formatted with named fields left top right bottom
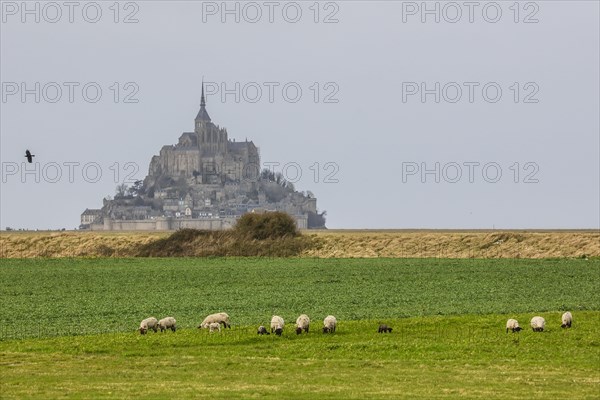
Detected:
left=561, top=312, right=573, bottom=328
left=506, top=319, right=522, bottom=333
left=139, top=317, right=158, bottom=335
left=158, top=317, right=176, bottom=332
left=530, top=316, right=546, bottom=332
left=198, top=312, right=231, bottom=329
left=271, top=316, right=284, bottom=336
left=295, top=314, right=310, bottom=335
left=257, top=325, right=270, bottom=335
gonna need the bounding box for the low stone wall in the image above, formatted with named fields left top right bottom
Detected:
left=91, top=218, right=236, bottom=231
left=92, top=215, right=308, bottom=231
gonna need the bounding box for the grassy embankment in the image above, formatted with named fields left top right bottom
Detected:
left=1, top=229, right=598, bottom=258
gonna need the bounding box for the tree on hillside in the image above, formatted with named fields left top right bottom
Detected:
left=115, top=183, right=129, bottom=199
left=260, top=168, right=295, bottom=191
left=128, top=180, right=144, bottom=197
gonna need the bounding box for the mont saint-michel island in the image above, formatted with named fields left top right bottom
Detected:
left=81, top=85, right=326, bottom=231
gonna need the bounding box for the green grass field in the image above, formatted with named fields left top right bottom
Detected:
left=1, top=258, right=599, bottom=398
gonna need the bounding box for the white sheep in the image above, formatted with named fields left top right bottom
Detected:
left=295, top=314, right=310, bottom=334
left=139, top=317, right=158, bottom=335
left=208, top=322, right=221, bottom=333
left=561, top=312, right=573, bottom=328
left=158, top=317, right=176, bottom=332
left=198, top=312, right=231, bottom=329
left=530, top=316, right=546, bottom=332
left=323, top=315, right=337, bottom=333
left=506, top=319, right=522, bottom=333
left=271, top=315, right=285, bottom=336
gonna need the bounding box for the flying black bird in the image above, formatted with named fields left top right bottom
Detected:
left=25, top=150, right=35, bottom=163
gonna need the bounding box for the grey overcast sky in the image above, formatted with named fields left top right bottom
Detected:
left=0, top=1, right=598, bottom=229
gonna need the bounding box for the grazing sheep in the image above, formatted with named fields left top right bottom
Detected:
left=208, top=322, right=221, bottom=333
left=378, top=324, right=392, bottom=333
left=530, top=316, right=546, bottom=332
left=295, top=314, right=310, bottom=335
left=139, top=317, right=158, bottom=335
left=271, top=315, right=285, bottom=336
left=158, top=317, right=177, bottom=332
left=257, top=325, right=270, bottom=335
left=506, top=319, right=522, bottom=333
left=561, top=312, right=573, bottom=328
left=199, top=312, right=231, bottom=329
left=323, top=315, right=337, bottom=333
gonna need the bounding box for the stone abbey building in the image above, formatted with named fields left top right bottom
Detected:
left=146, top=85, right=260, bottom=187
left=82, top=85, right=323, bottom=231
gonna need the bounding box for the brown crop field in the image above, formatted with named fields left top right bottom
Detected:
left=303, top=230, right=600, bottom=259
left=0, top=229, right=598, bottom=258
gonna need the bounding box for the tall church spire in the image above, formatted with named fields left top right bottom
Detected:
left=195, top=80, right=211, bottom=123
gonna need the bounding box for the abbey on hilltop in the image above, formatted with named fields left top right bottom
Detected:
left=146, top=84, right=260, bottom=188
left=81, top=84, right=325, bottom=231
